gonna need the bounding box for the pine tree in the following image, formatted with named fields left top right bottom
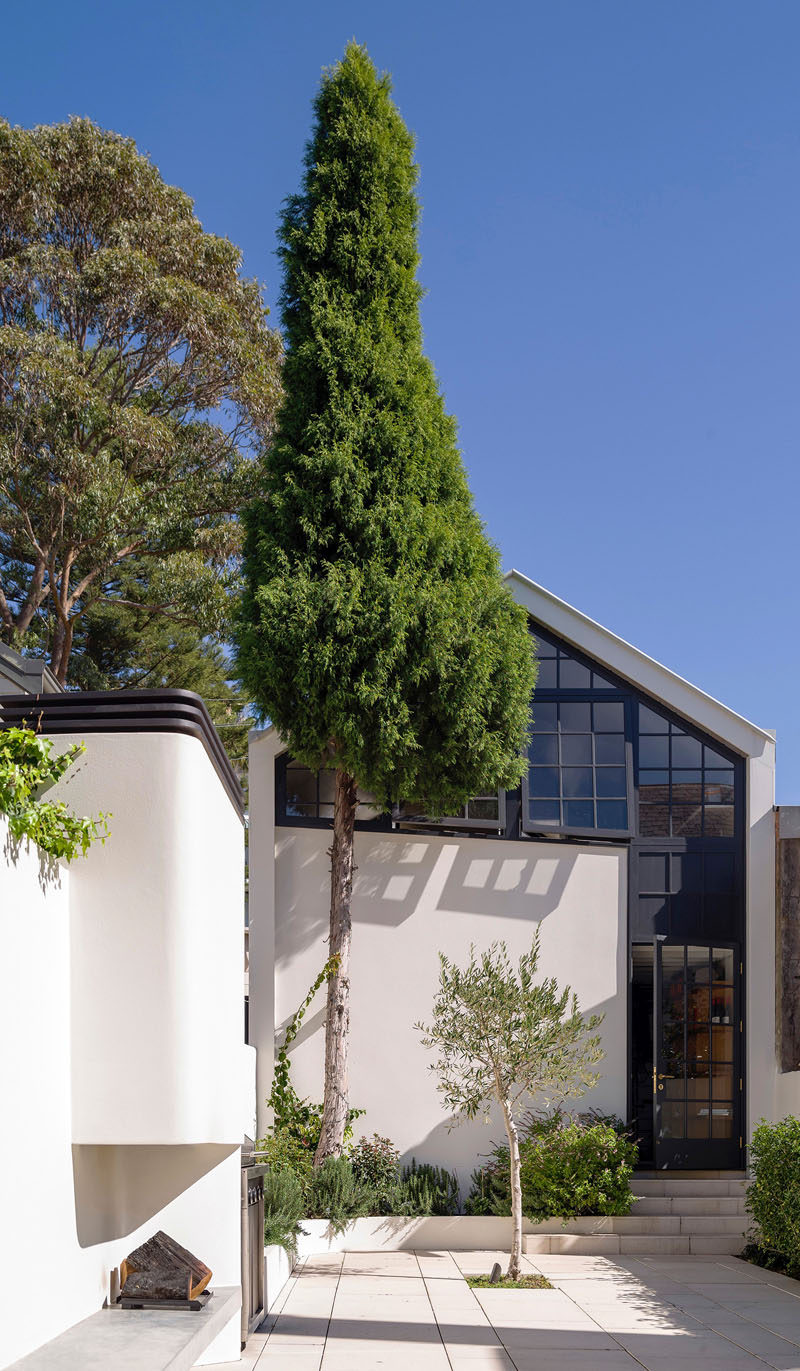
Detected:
left=237, top=43, right=536, bottom=1161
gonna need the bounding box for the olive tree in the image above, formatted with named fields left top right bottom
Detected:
left=416, top=933, right=603, bottom=1280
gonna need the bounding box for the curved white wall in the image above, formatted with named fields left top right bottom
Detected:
left=51, top=731, right=244, bottom=1145
left=0, top=727, right=246, bottom=1367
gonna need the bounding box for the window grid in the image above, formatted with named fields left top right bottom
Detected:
left=638, top=705, right=735, bottom=838
left=527, top=700, right=630, bottom=834
left=534, top=630, right=616, bottom=690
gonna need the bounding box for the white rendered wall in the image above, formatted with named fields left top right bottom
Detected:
left=0, top=727, right=246, bottom=1368
left=250, top=732, right=627, bottom=1179
left=745, top=736, right=779, bottom=1135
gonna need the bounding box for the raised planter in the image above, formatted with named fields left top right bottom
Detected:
left=296, top=1215, right=527, bottom=1258
left=264, top=1243, right=293, bottom=1312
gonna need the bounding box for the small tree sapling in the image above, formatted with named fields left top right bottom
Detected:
left=416, top=932, right=604, bottom=1280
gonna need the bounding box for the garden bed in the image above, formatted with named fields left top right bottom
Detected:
left=264, top=1242, right=293, bottom=1313
left=295, top=1214, right=533, bottom=1257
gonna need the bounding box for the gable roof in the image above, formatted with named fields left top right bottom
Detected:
left=505, top=570, right=772, bottom=758
left=0, top=642, right=61, bottom=696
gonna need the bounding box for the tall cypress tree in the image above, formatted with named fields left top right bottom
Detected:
left=238, top=43, right=536, bottom=1161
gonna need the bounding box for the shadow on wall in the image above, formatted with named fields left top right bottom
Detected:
left=3, top=826, right=62, bottom=892
left=71, top=1143, right=239, bottom=1247
left=353, top=839, right=603, bottom=927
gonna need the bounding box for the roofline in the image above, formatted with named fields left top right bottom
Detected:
left=0, top=687, right=245, bottom=819
left=0, top=642, right=62, bottom=694
left=505, top=569, right=773, bottom=752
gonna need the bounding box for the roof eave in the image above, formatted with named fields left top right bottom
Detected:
left=505, top=569, right=772, bottom=758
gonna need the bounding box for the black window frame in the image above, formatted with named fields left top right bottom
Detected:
left=275, top=752, right=506, bottom=834
left=393, top=790, right=508, bottom=834
left=522, top=629, right=636, bottom=841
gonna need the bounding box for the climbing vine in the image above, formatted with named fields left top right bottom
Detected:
left=267, top=954, right=363, bottom=1149
left=0, top=726, right=110, bottom=861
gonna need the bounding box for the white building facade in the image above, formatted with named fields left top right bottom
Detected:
left=0, top=687, right=250, bottom=1368
left=248, top=573, right=783, bottom=1180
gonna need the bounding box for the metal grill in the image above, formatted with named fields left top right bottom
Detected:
left=240, top=1162, right=266, bottom=1345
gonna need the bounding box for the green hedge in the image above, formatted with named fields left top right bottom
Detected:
left=746, top=1117, right=800, bottom=1273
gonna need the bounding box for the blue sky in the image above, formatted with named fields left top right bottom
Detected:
left=3, top=1, right=798, bottom=796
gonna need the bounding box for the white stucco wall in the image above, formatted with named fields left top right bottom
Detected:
left=0, top=727, right=246, bottom=1369
left=746, top=736, right=779, bottom=1136
left=250, top=732, right=627, bottom=1180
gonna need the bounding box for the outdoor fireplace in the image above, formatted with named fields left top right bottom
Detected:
left=119, top=1231, right=213, bottom=1310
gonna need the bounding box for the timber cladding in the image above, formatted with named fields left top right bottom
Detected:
left=777, top=811, right=800, bottom=1072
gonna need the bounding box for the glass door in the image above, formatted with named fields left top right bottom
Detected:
left=654, top=942, right=742, bottom=1169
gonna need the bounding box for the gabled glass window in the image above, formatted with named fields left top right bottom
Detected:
left=524, top=699, right=632, bottom=836
left=534, top=631, right=617, bottom=690
left=638, top=705, right=735, bottom=838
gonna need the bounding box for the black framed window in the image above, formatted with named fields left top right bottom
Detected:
left=397, top=792, right=506, bottom=832
left=281, top=757, right=382, bottom=823
left=534, top=631, right=617, bottom=690
left=524, top=699, right=632, bottom=836
left=277, top=753, right=504, bottom=832
left=638, top=704, right=735, bottom=839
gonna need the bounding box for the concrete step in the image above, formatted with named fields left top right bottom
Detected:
left=633, top=1178, right=748, bottom=1198
left=631, top=1195, right=746, bottom=1215
left=635, top=1170, right=748, bottom=1179
left=523, top=1232, right=746, bottom=1256
left=526, top=1214, right=748, bottom=1236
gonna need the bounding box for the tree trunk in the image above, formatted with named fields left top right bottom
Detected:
left=501, top=1099, right=523, bottom=1281
left=314, top=767, right=358, bottom=1165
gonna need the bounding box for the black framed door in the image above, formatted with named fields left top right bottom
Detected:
left=653, top=941, right=742, bottom=1169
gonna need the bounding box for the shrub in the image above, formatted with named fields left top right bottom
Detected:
left=464, top=1150, right=511, bottom=1216
left=746, top=1117, right=800, bottom=1273
left=520, top=1118, right=637, bottom=1221
left=256, top=1127, right=314, bottom=1194
left=399, top=1160, right=460, bottom=1216
left=264, top=1168, right=306, bottom=1253
left=350, top=1135, right=401, bottom=1214
left=306, top=1157, right=374, bottom=1235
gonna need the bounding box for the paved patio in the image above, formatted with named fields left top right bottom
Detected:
left=227, top=1249, right=800, bottom=1371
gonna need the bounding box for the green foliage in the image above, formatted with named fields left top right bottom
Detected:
left=399, top=1160, right=460, bottom=1216
left=467, top=1274, right=552, bottom=1289
left=419, top=944, right=605, bottom=1279
left=255, top=1128, right=315, bottom=1195
left=0, top=725, right=108, bottom=860
left=349, top=1134, right=401, bottom=1215
left=263, top=1167, right=307, bottom=1253
left=264, top=956, right=362, bottom=1153
left=746, top=1117, right=800, bottom=1272
left=306, top=1157, right=373, bottom=1235
left=465, top=1111, right=635, bottom=1219
left=464, top=1153, right=512, bottom=1217
left=519, top=1119, right=637, bottom=1222
left=237, top=42, right=535, bottom=815
left=68, top=564, right=253, bottom=777
left=417, top=933, right=604, bottom=1126
left=0, top=115, right=282, bottom=682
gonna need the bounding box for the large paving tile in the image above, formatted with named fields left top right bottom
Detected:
left=613, top=1331, right=766, bottom=1359
left=446, top=1350, right=516, bottom=1369
left=637, top=1360, right=764, bottom=1371
left=500, top=1355, right=637, bottom=1371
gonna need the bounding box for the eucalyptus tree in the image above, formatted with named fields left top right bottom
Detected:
left=237, top=44, right=536, bottom=1162
left=0, top=116, right=282, bottom=682
left=416, top=934, right=604, bottom=1280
